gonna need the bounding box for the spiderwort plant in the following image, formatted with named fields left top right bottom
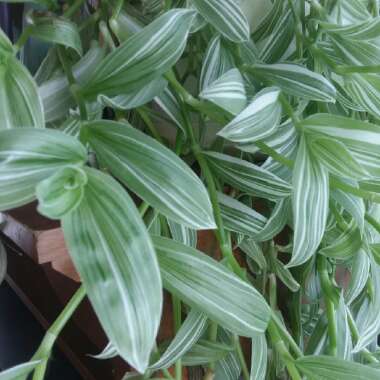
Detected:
left=2, top=0, right=380, bottom=379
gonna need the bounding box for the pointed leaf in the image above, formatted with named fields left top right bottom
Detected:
left=192, top=0, right=250, bottom=43
left=239, top=239, right=267, bottom=270
left=0, top=128, right=87, bottom=211
left=153, top=236, right=271, bottom=336
left=290, top=135, right=329, bottom=268
left=82, top=120, right=215, bottom=229
left=62, top=168, right=162, bottom=372
left=218, top=87, right=282, bottom=144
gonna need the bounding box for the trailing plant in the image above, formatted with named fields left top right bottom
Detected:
left=2, top=0, right=380, bottom=379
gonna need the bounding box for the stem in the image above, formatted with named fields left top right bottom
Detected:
left=32, top=286, right=86, bottom=380
left=172, top=296, right=182, bottom=380
left=162, top=368, right=175, bottom=380
left=14, top=26, right=32, bottom=52
left=63, top=0, right=86, bottom=18
left=317, top=256, right=337, bottom=356
left=137, top=107, right=164, bottom=144
left=235, top=335, right=250, bottom=380
left=267, top=320, right=302, bottom=380
left=139, top=201, right=150, bottom=217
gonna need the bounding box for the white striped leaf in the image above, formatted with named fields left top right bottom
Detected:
left=249, top=63, right=336, bottom=102
left=353, top=257, right=380, bottom=353
left=199, top=69, right=247, bottom=115
left=82, top=9, right=196, bottom=98
left=191, top=0, right=250, bottom=43
left=290, top=135, right=329, bottom=268
left=218, top=87, right=282, bottom=144
left=204, top=151, right=292, bottom=200
left=181, top=340, right=232, bottom=366
left=153, top=236, right=271, bottom=336
left=250, top=334, right=267, bottom=380
left=0, top=360, right=41, bottom=380
left=98, top=77, right=167, bottom=111
left=239, top=239, right=267, bottom=270
left=272, top=258, right=300, bottom=292
left=319, top=221, right=361, bottom=260
left=309, top=136, right=369, bottom=180
left=0, top=241, right=6, bottom=285
left=28, top=15, right=82, bottom=56
left=254, top=199, right=290, bottom=242
left=39, top=42, right=106, bottom=122
left=331, top=188, right=365, bottom=235
left=336, top=295, right=352, bottom=360
left=329, top=0, right=371, bottom=25
left=82, top=120, right=215, bottom=229
left=200, top=35, right=235, bottom=91
left=150, top=309, right=208, bottom=370
left=0, top=43, right=44, bottom=128
left=92, top=342, right=118, bottom=360
left=167, top=219, right=197, bottom=248
left=295, top=355, right=380, bottom=380
left=345, top=249, right=370, bottom=305
left=62, top=168, right=162, bottom=372
left=218, top=192, right=267, bottom=238
left=344, top=74, right=380, bottom=119
left=0, top=128, right=87, bottom=211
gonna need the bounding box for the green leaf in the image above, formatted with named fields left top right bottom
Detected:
left=167, top=219, right=197, bottom=248
left=204, top=152, right=292, bottom=200
left=28, top=15, right=82, bottom=56
left=153, top=236, right=271, bottom=336
left=218, top=87, right=282, bottom=144
left=0, top=52, right=44, bottom=128
left=250, top=63, right=336, bottom=102
left=218, top=192, right=267, bottom=238
left=199, top=69, right=247, bottom=115
left=295, top=355, right=380, bottom=380
left=0, top=361, right=41, bottom=380
left=98, top=77, right=167, bottom=110
left=309, top=136, right=369, bottom=180
left=62, top=168, right=162, bottom=372
left=0, top=241, right=6, bottom=285
left=290, top=135, right=329, bottom=268
left=36, top=165, right=88, bottom=220
left=0, top=128, right=87, bottom=211
left=191, top=0, right=250, bottom=43
left=272, top=258, right=300, bottom=292
left=200, top=35, right=235, bottom=91
left=82, top=120, right=215, bottom=229
left=250, top=334, right=267, bottom=380
left=82, top=9, right=196, bottom=98
left=181, top=340, right=232, bottom=366
left=239, top=238, right=267, bottom=270
left=150, top=309, right=207, bottom=370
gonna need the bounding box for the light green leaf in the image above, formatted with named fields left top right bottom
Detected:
left=36, top=165, right=87, bottom=220
left=250, top=334, right=267, bottom=380
left=249, top=63, right=336, bottom=102
left=167, top=219, right=197, bottom=248
left=28, top=15, right=82, bottom=56
left=200, top=35, right=235, bottom=91
left=199, top=69, right=247, bottom=115
left=62, top=168, right=162, bottom=372
left=82, top=120, right=215, bottom=229
left=0, top=128, right=87, bottom=211
left=92, top=342, right=118, bottom=360
left=218, top=87, right=282, bottom=144
left=239, top=238, right=267, bottom=270
left=39, top=41, right=106, bottom=122
left=218, top=192, right=267, bottom=238
left=205, top=152, right=292, bottom=200
left=181, top=340, right=232, bottom=366
left=329, top=0, right=371, bottom=25
left=0, top=52, right=44, bottom=128
left=150, top=309, right=207, bottom=370
left=82, top=9, right=196, bottom=98
left=320, top=221, right=361, bottom=260
left=191, top=0, right=250, bottom=43
left=0, top=241, right=6, bottom=285
left=0, top=361, right=40, bottom=380
left=290, top=135, right=329, bottom=268
left=153, top=236, right=271, bottom=336
left=272, top=258, right=300, bottom=292
left=98, top=77, right=167, bottom=110
left=295, top=355, right=380, bottom=380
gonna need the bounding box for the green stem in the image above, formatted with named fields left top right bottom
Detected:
left=162, top=368, right=175, bottom=380
left=267, top=320, right=302, bottom=380
left=317, top=256, right=337, bottom=356
left=208, top=322, right=218, bottom=371
left=172, top=296, right=182, bottom=380
left=32, top=286, right=86, bottom=380
left=137, top=107, right=164, bottom=144
left=99, top=21, right=116, bottom=50
left=63, top=0, right=86, bottom=18
left=14, top=26, right=32, bottom=52
left=235, top=335, right=250, bottom=380
left=139, top=201, right=150, bottom=217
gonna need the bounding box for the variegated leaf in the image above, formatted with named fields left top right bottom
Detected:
left=0, top=361, right=41, bottom=380
left=250, top=334, right=267, bottom=380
